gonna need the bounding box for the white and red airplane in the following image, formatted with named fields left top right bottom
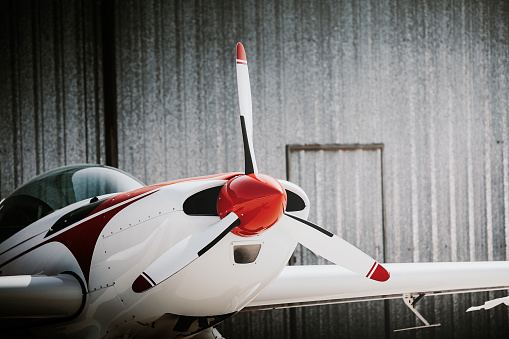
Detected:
left=0, top=43, right=508, bottom=339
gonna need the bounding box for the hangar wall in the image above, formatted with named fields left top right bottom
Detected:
left=1, top=0, right=509, bottom=338
left=113, top=1, right=509, bottom=336
left=0, top=0, right=105, bottom=198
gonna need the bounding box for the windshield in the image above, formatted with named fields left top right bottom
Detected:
left=0, top=165, right=144, bottom=242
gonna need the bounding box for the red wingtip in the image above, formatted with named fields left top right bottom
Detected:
left=370, top=264, right=390, bottom=282
left=237, top=43, right=247, bottom=61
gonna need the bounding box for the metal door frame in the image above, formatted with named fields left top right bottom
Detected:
left=285, top=143, right=386, bottom=262
left=285, top=143, right=390, bottom=338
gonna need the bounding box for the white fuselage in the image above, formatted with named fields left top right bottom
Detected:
left=0, top=175, right=309, bottom=338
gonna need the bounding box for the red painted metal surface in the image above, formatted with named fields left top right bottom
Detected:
left=217, top=174, right=287, bottom=237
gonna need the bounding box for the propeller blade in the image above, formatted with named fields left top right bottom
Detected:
left=132, top=212, right=240, bottom=292
left=236, top=42, right=258, bottom=175
left=282, top=213, right=390, bottom=282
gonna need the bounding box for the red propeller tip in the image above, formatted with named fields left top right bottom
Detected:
left=132, top=274, right=153, bottom=293
left=237, top=43, right=247, bottom=61
left=368, top=263, right=390, bottom=282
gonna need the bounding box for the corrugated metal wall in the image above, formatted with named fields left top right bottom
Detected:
left=2, top=0, right=509, bottom=338
left=287, top=145, right=387, bottom=338
left=0, top=0, right=105, bottom=199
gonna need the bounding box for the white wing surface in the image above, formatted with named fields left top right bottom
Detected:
left=246, top=262, right=509, bottom=310
left=0, top=274, right=84, bottom=318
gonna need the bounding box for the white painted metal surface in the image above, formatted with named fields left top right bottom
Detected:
left=280, top=214, right=386, bottom=280
left=0, top=274, right=83, bottom=318
left=141, top=212, right=240, bottom=288
left=248, top=262, right=509, bottom=308
left=236, top=43, right=258, bottom=174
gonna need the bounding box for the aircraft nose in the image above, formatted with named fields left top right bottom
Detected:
left=217, top=174, right=287, bottom=237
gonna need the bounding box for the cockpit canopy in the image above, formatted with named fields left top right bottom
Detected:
left=0, top=165, right=144, bottom=242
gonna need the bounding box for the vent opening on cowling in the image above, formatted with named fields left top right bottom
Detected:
left=233, top=244, right=262, bottom=264
left=183, top=186, right=223, bottom=216
left=285, top=189, right=306, bottom=212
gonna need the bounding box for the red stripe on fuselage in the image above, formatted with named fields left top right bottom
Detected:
left=0, top=191, right=158, bottom=284
left=51, top=191, right=159, bottom=285
left=160, top=172, right=242, bottom=186
left=89, top=173, right=241, bottom=216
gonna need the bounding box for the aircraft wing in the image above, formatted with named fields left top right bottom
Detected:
left=0, top=274, right=84, bottom=318
left=246, top=262, right=509, bottom=311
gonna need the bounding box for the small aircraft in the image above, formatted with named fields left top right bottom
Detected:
left=0, top=43, right=508, bottom=339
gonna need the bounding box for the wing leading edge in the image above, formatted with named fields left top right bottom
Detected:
left=246, top=261, right=509, bottom=311
left=0, top=273, right=84, bottom=319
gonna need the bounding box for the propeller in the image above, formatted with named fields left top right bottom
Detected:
left=132, top=42, right=389, bottom=293
left=132, top=212, right=240, bottom=293
left=282, top=213, right=389, bottom=281
left=230, top=43, right=388, bottom=281
left=236, top=42, right=258, bottom=175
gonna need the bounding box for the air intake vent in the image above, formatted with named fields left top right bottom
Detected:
left=285, top=190, right=305, bottom=212
left=183, top=186, right=222, bottom=216
left=233, top=244, right=262, bottom=264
